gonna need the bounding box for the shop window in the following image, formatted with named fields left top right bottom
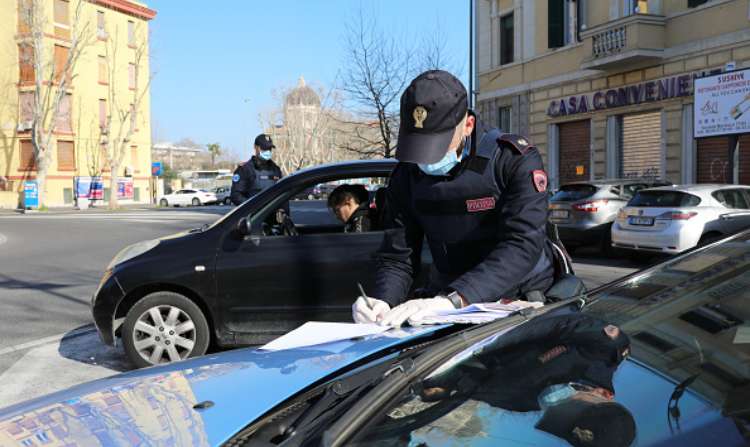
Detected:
left=57, top=140, right=75, bottom=171
left=500, top=13, right=514, bottom=65
left=54, top=94, right=72, bottom=133
left=20, top=140, right=36, bottom=170
left=98, top=55, right=108, bottom=84
left=498, top=106, right=512, bottom=132
left=19, top=44, right=34, bottom=84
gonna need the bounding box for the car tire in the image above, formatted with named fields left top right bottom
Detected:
left=191, top=198, right=201, bottom=206
left=122, top=292, right=210, bottom=368
left=159, top=199, right=168, bottom=207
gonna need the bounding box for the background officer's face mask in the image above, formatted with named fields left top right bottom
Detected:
left=259, top=150, right=273, bottom=161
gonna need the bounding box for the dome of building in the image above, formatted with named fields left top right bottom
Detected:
left=285, top=76, right=321, bottom=108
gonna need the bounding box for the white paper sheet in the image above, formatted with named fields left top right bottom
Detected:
left=417, top=300, right=543, bottom=325
left=259, top=321, right=391, bottom=351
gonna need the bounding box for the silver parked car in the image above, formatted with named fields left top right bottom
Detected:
left=210, top=186, right=232, bottom=205
left=549, top=179, right=671, bottom=253
left=612, top=184, right=750, bottom=255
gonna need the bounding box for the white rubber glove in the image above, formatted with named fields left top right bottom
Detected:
left=379, top=298, right=455, bottom=327
left=352, top=296, right=391, bottom=324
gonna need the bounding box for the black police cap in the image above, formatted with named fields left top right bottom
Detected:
left=396, top=70, right=468, bottom=164
left=254, top=134, right=275, bottom=151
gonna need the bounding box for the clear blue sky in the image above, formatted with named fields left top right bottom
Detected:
left=146, top=0, right=470, bottom=161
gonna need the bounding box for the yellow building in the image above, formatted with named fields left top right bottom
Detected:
left=0, top=0, right=156, bottom=208
left=475, top=0, right=750, bottom=188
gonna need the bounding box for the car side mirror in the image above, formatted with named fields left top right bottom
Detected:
left=237, top=217, right=251, bottom=236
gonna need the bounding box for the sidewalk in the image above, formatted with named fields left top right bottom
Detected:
left=0, top=203, right=158, bottom=215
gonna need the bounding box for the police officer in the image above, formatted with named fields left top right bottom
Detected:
left=230, top=133, right=283, bottom=205
left=352, top=70, right=556, bottom=327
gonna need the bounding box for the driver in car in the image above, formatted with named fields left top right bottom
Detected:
left=328, top=184, right=373, bottom=233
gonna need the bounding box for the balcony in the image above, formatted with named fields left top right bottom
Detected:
left=581, top=14, right=666, bottom=70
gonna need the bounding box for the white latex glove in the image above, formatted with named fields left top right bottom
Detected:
left=352, top=296, right=391, bottom=324
left=379, top=298, right=455, bottom=327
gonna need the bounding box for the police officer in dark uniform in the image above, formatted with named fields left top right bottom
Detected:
left=353, top=70, right=556, bottom=327
left=230, top=133, right=283, bottom=205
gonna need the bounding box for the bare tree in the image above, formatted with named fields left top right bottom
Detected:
left=99, top=24, right=152, bottom=210
left=19, top=0, right=92, bottom=207
left=337, top=9, right=458, bottom=159
left=337, top=8, right=413, bottom=159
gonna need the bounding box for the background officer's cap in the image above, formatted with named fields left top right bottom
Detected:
left=254, top=134, right=275, bottom=151
left=396, top=70, right=468, bottom=164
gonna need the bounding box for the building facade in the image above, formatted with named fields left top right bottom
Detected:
left=475, top=0, right=750, bottom=188
left=152, top=142, right=210, bottom=171
left=0, top=0, right=156, bottom=208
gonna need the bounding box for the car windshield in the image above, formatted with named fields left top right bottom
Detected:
left=347, top=233, right=750, bottom=446
left=629, top=190, right=701, bottom=207
left=551, top=184, right=598, bottom=202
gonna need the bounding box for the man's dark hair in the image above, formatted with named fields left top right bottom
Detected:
left=327, top=184, right=368, bottom=208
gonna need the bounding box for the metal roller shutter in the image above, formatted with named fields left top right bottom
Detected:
left=558, top=119, right=590, bottom=184
left=739, top=135, right=750, bottom=185
left=620, top=111, right=662, bottom=178
left=697, top=136, right=731, bottom=183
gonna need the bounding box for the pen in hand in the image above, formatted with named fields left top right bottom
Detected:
left=357, top=282, right=380, bottom=322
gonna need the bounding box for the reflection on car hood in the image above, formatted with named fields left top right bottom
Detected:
left=0, top=326, right=444, bottom=446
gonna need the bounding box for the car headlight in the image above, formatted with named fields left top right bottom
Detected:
left=107, top=240, right=159, bottom=270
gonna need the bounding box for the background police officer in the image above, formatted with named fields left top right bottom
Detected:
left=352, top=70, right=556, bottom=327
left=230, top=133, right=283, bottom=205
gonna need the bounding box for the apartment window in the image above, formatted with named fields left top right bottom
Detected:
left=53, top=45, right=69, bottom=83
left=500, top=13, right=514, bottom=65
left=97, top=11, right=106, bottom=36
left=55, top=94, right=72, bottom=133
left=128, top=63, right=136, bottom=89
left=18, top=0, right=31, bottom=34
left=127, top=20, right=135, bottom=46
left=99, top=99, right=107, bottom=128
left=57, top=140, right=75, bottom=170
left=98, top=55, right=108, bottom=84
left=19, top=91, right=34, bottom=124
left=53, top=0, right=69, bottom=25
left=498, top=106, right=512, bottom=132
left=19, top=44, right=34, bottom=84
left=20, top=140, right=36, bottom=170
left=549, top=0, right=579, bottom=49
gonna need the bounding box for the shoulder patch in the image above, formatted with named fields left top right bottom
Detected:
left=232, top=174, right=240, bottom=182
left=499, top=134, right=533, bottom=154
left=532, top=170, right=548, bottom=192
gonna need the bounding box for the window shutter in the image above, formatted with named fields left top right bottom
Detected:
left=19, top=44, right=34, bottom=83
left=54, top=0, right=69, bottom=24
left=19, top=91, right=34, bottom=123
left=548, top=0, right=565, bottom=49
left=128, top=63, right=136, bottom=89
left=99, top=99, right=107, bottom=128
left=20, top=140, right=36, bottom=170
left=57, top=140, right=75, bottom=170
left=54, top=45, right=69, bottom=83
left=55, top=94, right=72, bottom=132
left=98, top=56, right=107, bottom=84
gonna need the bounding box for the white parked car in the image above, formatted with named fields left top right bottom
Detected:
left=612, top=184, right=750, bottom=254
left=158, top=189, right=217, bottom=207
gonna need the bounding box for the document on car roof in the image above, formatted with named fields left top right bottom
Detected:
left=259, top=322, right=391, bottom=351
left=416, top=300, right=543, bottom=325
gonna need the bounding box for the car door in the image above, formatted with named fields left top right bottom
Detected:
left=715, top=188, right=750, bottom=234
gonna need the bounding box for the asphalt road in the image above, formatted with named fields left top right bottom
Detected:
left=0, top=205, right=650, bottom=406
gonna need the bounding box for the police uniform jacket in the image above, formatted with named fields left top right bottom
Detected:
left=372, top=121, right=555, bottom=306
left=230, top=156, right=282, bottom=205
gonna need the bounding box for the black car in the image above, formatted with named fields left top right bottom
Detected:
left=92, top=159, right=436, bottom=367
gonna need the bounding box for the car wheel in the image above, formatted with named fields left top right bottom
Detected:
left=122, top=292, right=210, bottom=368
left=191, top=197, right=201, bottom=206
left=159, top=199, right=168, bottom=207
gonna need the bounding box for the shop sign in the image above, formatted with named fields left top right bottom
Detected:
left=694, top=68, right=750, bottom=138
left=547, top=75, right=692, bottom=117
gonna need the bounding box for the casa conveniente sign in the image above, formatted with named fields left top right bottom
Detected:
left=547, top=75, right=693, bottom=117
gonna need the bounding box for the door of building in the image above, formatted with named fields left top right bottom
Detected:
left=558, top=120, right=590, bottom=184
left=620, top=111, right=662, bottom=179
left=696, top=136, right=732, bottom=184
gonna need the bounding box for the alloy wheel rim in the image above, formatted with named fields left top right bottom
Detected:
left=132, top=305, right=196, bottom=364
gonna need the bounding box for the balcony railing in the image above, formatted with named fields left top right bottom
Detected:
left=592, top=26, right=627, bottom=59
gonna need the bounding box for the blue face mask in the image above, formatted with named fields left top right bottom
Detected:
left=418, top=150, right=459, bottom=176
left=537, top=384, right=577, bottom=409
left=259, top=150, right=273, bottom=161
